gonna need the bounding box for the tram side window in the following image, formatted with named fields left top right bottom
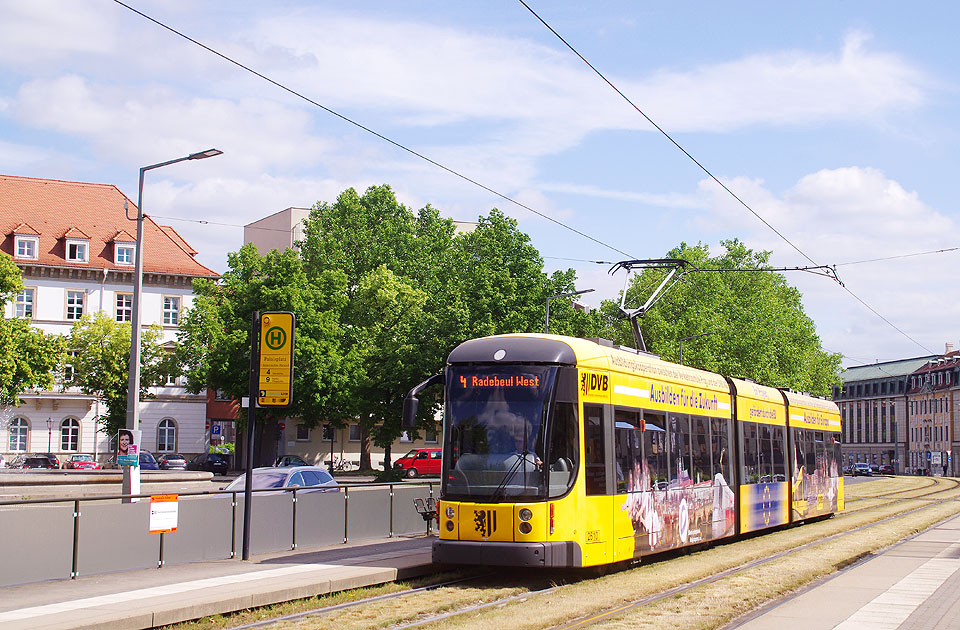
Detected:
left=793, top=429, right=806, bottom=479
left=669, top=415, right=691, bottom=484
left=584, top=404, right=607, bottom=496
left=711, top=417, right=731, bottom=484
left=804, top=430, right=816, bottom=474
left=814, top=431, right=826, bottom=476
left=644, top=413, right=668, bottom=489
left=743, top=423, right=759, bottom=484
left=548, top=402, right=579, bottom=498
left=614, top=408, right=642, bottom=493
left=759, top=424, right=774, bottom=481
left=691, top=416, right=711, bottom=483
left=771, top=426, right=786, bottom=482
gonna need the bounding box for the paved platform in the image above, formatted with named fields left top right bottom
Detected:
left=0, top=535, right=435, bottom=630
left=731, top=513, right=960, bottom=630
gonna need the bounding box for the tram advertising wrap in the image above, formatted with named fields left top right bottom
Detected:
left=403, top=333, right=843, bottom=569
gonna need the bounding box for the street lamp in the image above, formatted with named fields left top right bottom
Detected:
left=678, top=331, right=716, bottom=365
left=124, top=149, right=223, bottom=500
left=46, top=417, right=52, bottom=452
left=545, top=289, right=594, bottom=334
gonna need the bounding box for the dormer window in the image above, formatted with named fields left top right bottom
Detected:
left=66, top=239, right=88, bottom=263
left=14, top=235, right=38, bottom=260
left=116, top=244, right=135, bottom=265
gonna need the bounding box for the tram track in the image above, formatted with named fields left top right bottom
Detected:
left=203, top=477, right=960, bottom=630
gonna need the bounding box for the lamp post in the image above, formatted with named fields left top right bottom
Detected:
left=545, top=288, right=594, bottom=334
left=124, top=149, right=223, bottom=500
left=46, top=417, right=52, bottom=452
left=678, top=331, right=716, bottom=365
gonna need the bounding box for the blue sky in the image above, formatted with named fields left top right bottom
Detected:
left=2, top=1, right=959, bottom=367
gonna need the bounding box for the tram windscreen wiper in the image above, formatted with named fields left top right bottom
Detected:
left=491, top=451, right=538, bottom=502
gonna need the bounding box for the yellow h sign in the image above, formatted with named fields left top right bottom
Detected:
left=258, top=312, right=294, bottom=407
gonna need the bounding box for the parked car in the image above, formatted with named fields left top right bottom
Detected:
left=65, top=454, right=101, bottom=470
left=393, top=447, right=442, bottom=478
left=138, top=451, right=160, bottom=470
left=188, top=452, right=229, bottom=475
left=273, top=454, right=309, bottom=467
left=878, top=464, right=894, bottom=475
left=37, top=453, right=60, bottom=468
left=223, top=466, right=338, bottom=494
left=853, top=462, right=872, bottom=476
left=157, top=453, right=188, bottom=470
left=14, top=455, right=58, bottom=469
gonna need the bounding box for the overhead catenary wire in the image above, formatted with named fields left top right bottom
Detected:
left=111, top=0, right=633, bottom=261
left=517, top=0, right=936, bottom=356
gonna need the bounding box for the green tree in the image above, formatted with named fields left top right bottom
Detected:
left=599, top=239, right=840, bottom=396
left=176, top=245, right=354, bottom=462
left=66, top=312, right=166, bottom=437
left=0, top=253, right=64, bottom=405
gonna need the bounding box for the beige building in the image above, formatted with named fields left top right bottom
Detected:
left=906, top=346, right=959, bottom=476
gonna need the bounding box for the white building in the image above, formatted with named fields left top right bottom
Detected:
left=1, top=174, right=219, bottom=465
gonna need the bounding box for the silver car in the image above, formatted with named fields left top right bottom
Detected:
left=223, top=466, right=339, bottom=494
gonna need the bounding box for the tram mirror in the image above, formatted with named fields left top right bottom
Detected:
left=403, top=373, right=444, bottom=429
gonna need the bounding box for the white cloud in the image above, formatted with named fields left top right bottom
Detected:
left=695, top=166, right=960, bottom=363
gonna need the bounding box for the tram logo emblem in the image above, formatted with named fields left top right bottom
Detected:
left=580, top=372, right=609, bottom=396
left=474, top=509, right=497, bottom=537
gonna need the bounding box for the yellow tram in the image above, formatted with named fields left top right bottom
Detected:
left=403, top=333, right=842, bottom=568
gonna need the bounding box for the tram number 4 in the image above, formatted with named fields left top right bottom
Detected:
left=580, top=373, right=609, bottom=396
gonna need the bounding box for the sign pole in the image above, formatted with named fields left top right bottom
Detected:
left=241, top=310, right=259, bottom=561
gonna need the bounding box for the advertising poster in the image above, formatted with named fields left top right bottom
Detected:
left=117, top=429, right=142, bottom=467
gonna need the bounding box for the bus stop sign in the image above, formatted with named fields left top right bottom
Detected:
left=257, top=312, right=294, bottom=407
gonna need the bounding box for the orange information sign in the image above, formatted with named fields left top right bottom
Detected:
left=149, top=494, right=179, bottom=534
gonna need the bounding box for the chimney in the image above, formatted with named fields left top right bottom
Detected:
left=947, top=342, right=955, bottom=354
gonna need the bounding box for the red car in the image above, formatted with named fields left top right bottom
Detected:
left=394, top=448, right=442, bottom=478
left=65, top=454, right=101, bottom=470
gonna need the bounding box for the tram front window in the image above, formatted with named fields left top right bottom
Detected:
left=444, top=365, right=563, bottom=501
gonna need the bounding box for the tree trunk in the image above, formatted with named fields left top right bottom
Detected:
left=360, top=425, right=372, bottom=470
left=383, top=443, right=392, bottom=471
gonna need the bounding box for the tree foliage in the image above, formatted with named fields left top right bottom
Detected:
left=0, top=254, right=64, bottom=405
left=599, top=240, right=841, bottom=396
left=176, top=185, right=600, bottom=467
left=66, top=312, right=165, bottom=437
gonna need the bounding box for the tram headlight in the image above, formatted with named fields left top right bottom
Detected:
left=445, top=520, right=454, bottom=532
left=445, top=506, right=455, bottom=519
left=518, top=521, right=532, bottom=534
left=518, top=508, right=533, bottom=522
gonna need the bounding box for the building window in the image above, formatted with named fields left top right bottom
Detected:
left=163, top=296, right=180, bottom=325
left=60, top=418, right=80, bottom=451
left=66, top=239, right=88, bottom=263
left=66, top=290, right=85, bottom=320
left=321, top=425, right=335, bottom=441
left=15, top=288, right=34, bottom=318
left=115, top=293, right=132, bottom=322
left=157, top=418, right=176, bottom=452
left=115, top=244, right=134, bottom=265
left=62, top=349, right=78, bottom=384
left=349, top=424, right=361, bottom=441
left=425, top=430, right=438, bottom=443
left=9, top=417, right=28, bottom=452
left=296, top=425, right=310, bottom=441
left=14, top=236, right=38, bottom=260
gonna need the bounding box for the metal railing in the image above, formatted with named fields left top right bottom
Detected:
left=0, top=481, right=437, bottom=587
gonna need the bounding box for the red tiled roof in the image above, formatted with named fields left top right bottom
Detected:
left=112, top=229, right=136, bottom=243
left=62, top=226, right=90, bottom=239
left=12, top=222, right=40, bottom=236
left=0, top=174, right=218, bottom=277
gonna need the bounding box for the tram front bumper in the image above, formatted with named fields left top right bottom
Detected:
left=433, top=539, right=581, bottom=568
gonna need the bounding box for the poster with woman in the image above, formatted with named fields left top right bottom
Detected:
left=116, top=429, right=142, bottom=466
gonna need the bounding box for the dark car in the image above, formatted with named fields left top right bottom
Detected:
left=188, top=453, right=229, bottom=475
left=853, top=462, right=872, bottom=476
left=273, top=454, right=309, bottom=467
left=879, top=464, right=894, bottom=475
left=15, top=455, right=58, bottom=469
left=157, top=453, right=188, bottom=470
left=38, top=453, right=60, bottom=468
left=138, top=451, right=160, bottom=470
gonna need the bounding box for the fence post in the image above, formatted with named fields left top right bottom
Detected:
left=71, top=499, right=80, bottom=579
left=231, top=491, right=237, bottom=559
left=389, top=484, right=395, bottom=538
left=343, top=486, right=349, bottom=544
left=291, top=488, right=298, bottom=550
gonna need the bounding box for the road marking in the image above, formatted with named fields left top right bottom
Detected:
left=0, top=564, right=337, bottom=622
left=833, top=555, right=960, bottom=629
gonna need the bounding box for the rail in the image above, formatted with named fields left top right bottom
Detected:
left=0, top=480, right=437, bottom=587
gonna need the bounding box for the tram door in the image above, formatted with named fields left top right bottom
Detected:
left=582, top=403, right=614, bottom=566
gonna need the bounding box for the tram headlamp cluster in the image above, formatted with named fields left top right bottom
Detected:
left=445, top=506, right=455, bottom=519
left=445, top=520, right=454, bottom=532
left=518, top=508, right=533, bottom=522
left=518, top=521, right=532, bottom=534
